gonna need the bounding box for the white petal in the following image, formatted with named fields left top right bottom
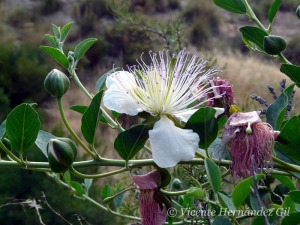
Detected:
left=214, top=107, right=224, bottom=118
left=174, top=109, right=198, bottom=123
left=103, top=84, right=142, bottom=116
left=174, top=107, right=224, bottom=123
left=106, top=71, right=136, bottom=88
left=149, top=116, right=199, bottom=168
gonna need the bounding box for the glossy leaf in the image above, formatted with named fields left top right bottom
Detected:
left=213, top=0, right=246, bottom=14
left=276, top=115, right=300, bottom=165
left=205, top=158, right=221, bottom=193
left=74, top=38, right=97, bottom=61
left=81, top=91, right=103, bottom=145
left=70, top=181, right=84, bottom=196
left=268, top=0, right=282, bottom=24
left=280, top=64, right=300, bottom=88
left=114, top=125, right=151, bottom=161
left=283, top=196, right=296, bottom=213
left=273, top=174, right=296, bottom=191
left=40, top=46, right=69, bottom=69
left=281, top=212, right=300, bottom=225
left=232, top=174, right=264, bottom=208
left=240, top=26, right=268, bottom=51
left=266, top=84, right=294, bottom=129
left=34, top=130, right=56, bottom=158
left=70, top=105, right=88, bottom=114
left=95, top=68, right=119, bottom=92
left=288, top=190, right=300, bottom=204
left=6, top=103, right=41, bottom=153
left=217, top=192, right=235, bottom=210
left=0, top=120, right=6, bottom=139
left=60, top=22, right=73, bottom=42
left=212, top=216, right=232, bottom=225
left=185, top=107, right=218, bottom=149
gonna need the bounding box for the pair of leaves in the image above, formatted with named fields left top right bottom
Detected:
left=41, top=38, right=97, bottom=69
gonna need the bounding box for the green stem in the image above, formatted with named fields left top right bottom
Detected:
left=272, top=156, right=300, bottom=173
left=205, top=148, right=210, bottom=158
left=162, top=170, right=231, bottom=196
left=68, top=69, right=123, bottom=130
left=242, top=0, right=267, bottom=32
left=242, top=0, right=292, bottom=65
left=103, top=186, right=135, bottom=203
left=0, top=141, right=23, bottom=164
left=69, top=166, right=128, bottom=179
left=47, top=172, right=141, bottom=221
left=57, top=97, right=97, bottom=158
left=195, top=151, right=206, bottom=159
left=278, top=52, right=292, bottom=65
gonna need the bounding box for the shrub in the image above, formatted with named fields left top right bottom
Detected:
left=183, top=1, right=221, bottom=48
left=0, top=42, right=52, bottom=109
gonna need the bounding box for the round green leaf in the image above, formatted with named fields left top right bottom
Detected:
left=6, top=103, right=41, bottom=153
left=114, top=125, right=151, bottom=161
left=185, top=107, right=218, bottom=149
left=288, top=190, right=300, bottom=204
left=240, top=26, right=268, bottom=51
left=232, top=174, right=264, bottom=208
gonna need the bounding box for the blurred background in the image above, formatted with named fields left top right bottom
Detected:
left=0, top=0, right=299, bottom=224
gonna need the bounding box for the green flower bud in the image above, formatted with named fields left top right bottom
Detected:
left=172, top=178, right=182, bottom=189
left=296, top=5, right=300, bottom=19
left=44, top=69, right=70, bottom=98
left=67, top=51, right=75, bottom=66
left=47, top=138, right=77, bottom=173
left=263, top=35, right=287, bottom=55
